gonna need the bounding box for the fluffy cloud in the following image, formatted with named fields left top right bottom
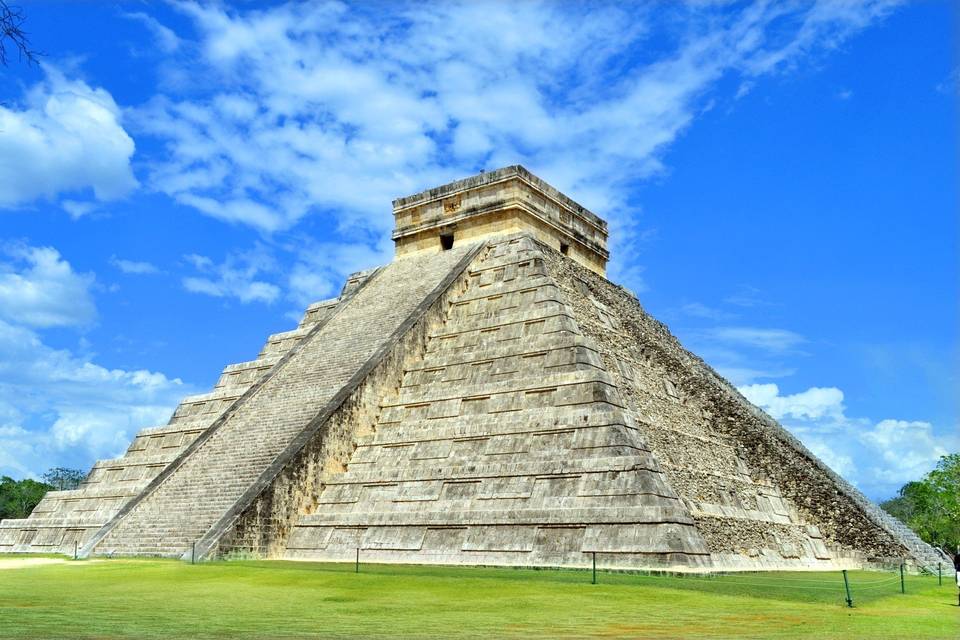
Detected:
left=0, top=68, right=137, bottom=209
left=287, top=239, right=392, bottom=307
left=178, top=237, right=390, bottom=314
left=685, top=310, right=952, bottom=499
left=859, top=419, right=952, bottom=486
left=0, top=245, right=188, bottom=479
left=0, top=244, right=97, bottom=328
left=110, top=257, right=161, bottom=275
left=181, top=248, right=280, bottom=304
left=130, top=0, right=900, bottom=274
left=123, top=11, right=181, bottom=53
left=740, top=383, right=845, bottom=421
left=741, top=382, right=956, bottom=499
left=0, top=319, right=187, bottom=478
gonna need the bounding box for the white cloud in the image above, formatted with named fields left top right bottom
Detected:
left=110, top=256, right=161, bottom=275
left=0, top=318, right=187, bottom=479
left=174, top=193, right=287, bottom=233
left=0, top=245, right=188, bottom=477
left=127, top=0, right=900, bottom=277
left=613, top=262, right=649, bottom=297
left=706, top=327, right=806, bottom=353
left=60, top=200, right=97, bottom=219
left=683, top=324, right=802, bottom=386
left=287, top=239, right=391, bottom=307
left=801, top=436, right=858, bottom=480
left=735, top=81, right=755, bottom=100
left=0, top=67, right=137, bottom=209
left=177, top=236, right=392, bottom=313
left=123, top=11, right=181, bottom=53
left=0, top=244, right=190, bottom=478
left=735, top=0, right=902, bottom=77
left=858, top=419, right=951, bottom=486
left=741, top=382, right=957, bottom=499
left=0, top=244, right=97, bottom=328
left=740, top=383, right=845, bottom=421
left=181, top=247, right=280, bottom=304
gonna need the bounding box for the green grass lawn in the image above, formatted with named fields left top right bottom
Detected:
left=0, top=556, right=956, bottom=639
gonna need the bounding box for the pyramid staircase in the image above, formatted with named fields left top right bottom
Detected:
left=78, top=245, right=479, bottom=558
left=0, top=294, right=347, bottom=555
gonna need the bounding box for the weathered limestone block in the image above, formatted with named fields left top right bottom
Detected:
left=541, top=238, right=945, bottom=570
left=3, top=165, right=944, bottom=573
left=218, top=246, right=484, bottom=558
left=284, top=236, right=711, bottom=570
left=83, top=243, right=479, bottom=559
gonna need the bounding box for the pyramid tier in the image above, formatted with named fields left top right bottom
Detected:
left=84, top=245, right=478, bottom=558
left=285, top=236, right=711, bottom=569
left=0, top=292, right=350, bottom=554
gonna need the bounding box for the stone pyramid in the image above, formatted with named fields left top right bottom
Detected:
left=0, top=166, right=945, bottom=572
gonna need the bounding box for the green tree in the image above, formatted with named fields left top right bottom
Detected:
left=0, top=476, right=53, bottom=520
left=881, top=454, right=960, bottom=553
left=42, top=467, right=86, bottom=491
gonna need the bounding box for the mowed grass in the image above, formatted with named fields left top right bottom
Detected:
left=0, top=556, right=956, bottom=639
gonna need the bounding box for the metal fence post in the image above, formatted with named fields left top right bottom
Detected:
left=842, top=569, right=853, bottom=608
left=191, top=541, right=196, bottom=565
left=592, top=551, right=597, bottom=585
left=900, top=562, right=905, bottom=594
left=356, top=547, right=359, bottom=573
left=938, top=563, right=942, bottom=586
left=74, top=541, right=78, bottom=561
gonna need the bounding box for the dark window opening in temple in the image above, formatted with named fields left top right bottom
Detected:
left=440, top=233, right=455, bottom=250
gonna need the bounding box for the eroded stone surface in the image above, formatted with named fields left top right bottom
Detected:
left=541, top=242, right=945, bottom=570
left=0, top=165, right=945, bottom=572
left=283, top=237, right=710, bottom=570
left=85, top=245, right=477, bottom=558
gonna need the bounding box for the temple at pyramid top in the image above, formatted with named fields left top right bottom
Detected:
left=392, top=165, right=609, bottom=275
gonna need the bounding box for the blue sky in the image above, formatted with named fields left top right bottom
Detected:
left=0, top=0, right=955, bottom=501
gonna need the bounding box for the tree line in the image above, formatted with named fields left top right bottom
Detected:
left=0, top=468, right=85, bottom=520
left=880, top=453, right=959, bottom=555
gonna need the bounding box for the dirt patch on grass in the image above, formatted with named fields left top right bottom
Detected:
left=0, top=558, right=67, bottom=570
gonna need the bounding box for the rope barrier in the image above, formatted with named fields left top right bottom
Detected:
left=232, top=550, right=930, bottom=602
left=852, top=578, right=903, bottom=591
left=582, top=575, right=873, bottom=592
left=608, top=571, right=904, bottom=590
left=569, top=558, right=933, bottom=601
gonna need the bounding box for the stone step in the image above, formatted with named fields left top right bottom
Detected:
left=87, top=244, right=481, bottom=558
